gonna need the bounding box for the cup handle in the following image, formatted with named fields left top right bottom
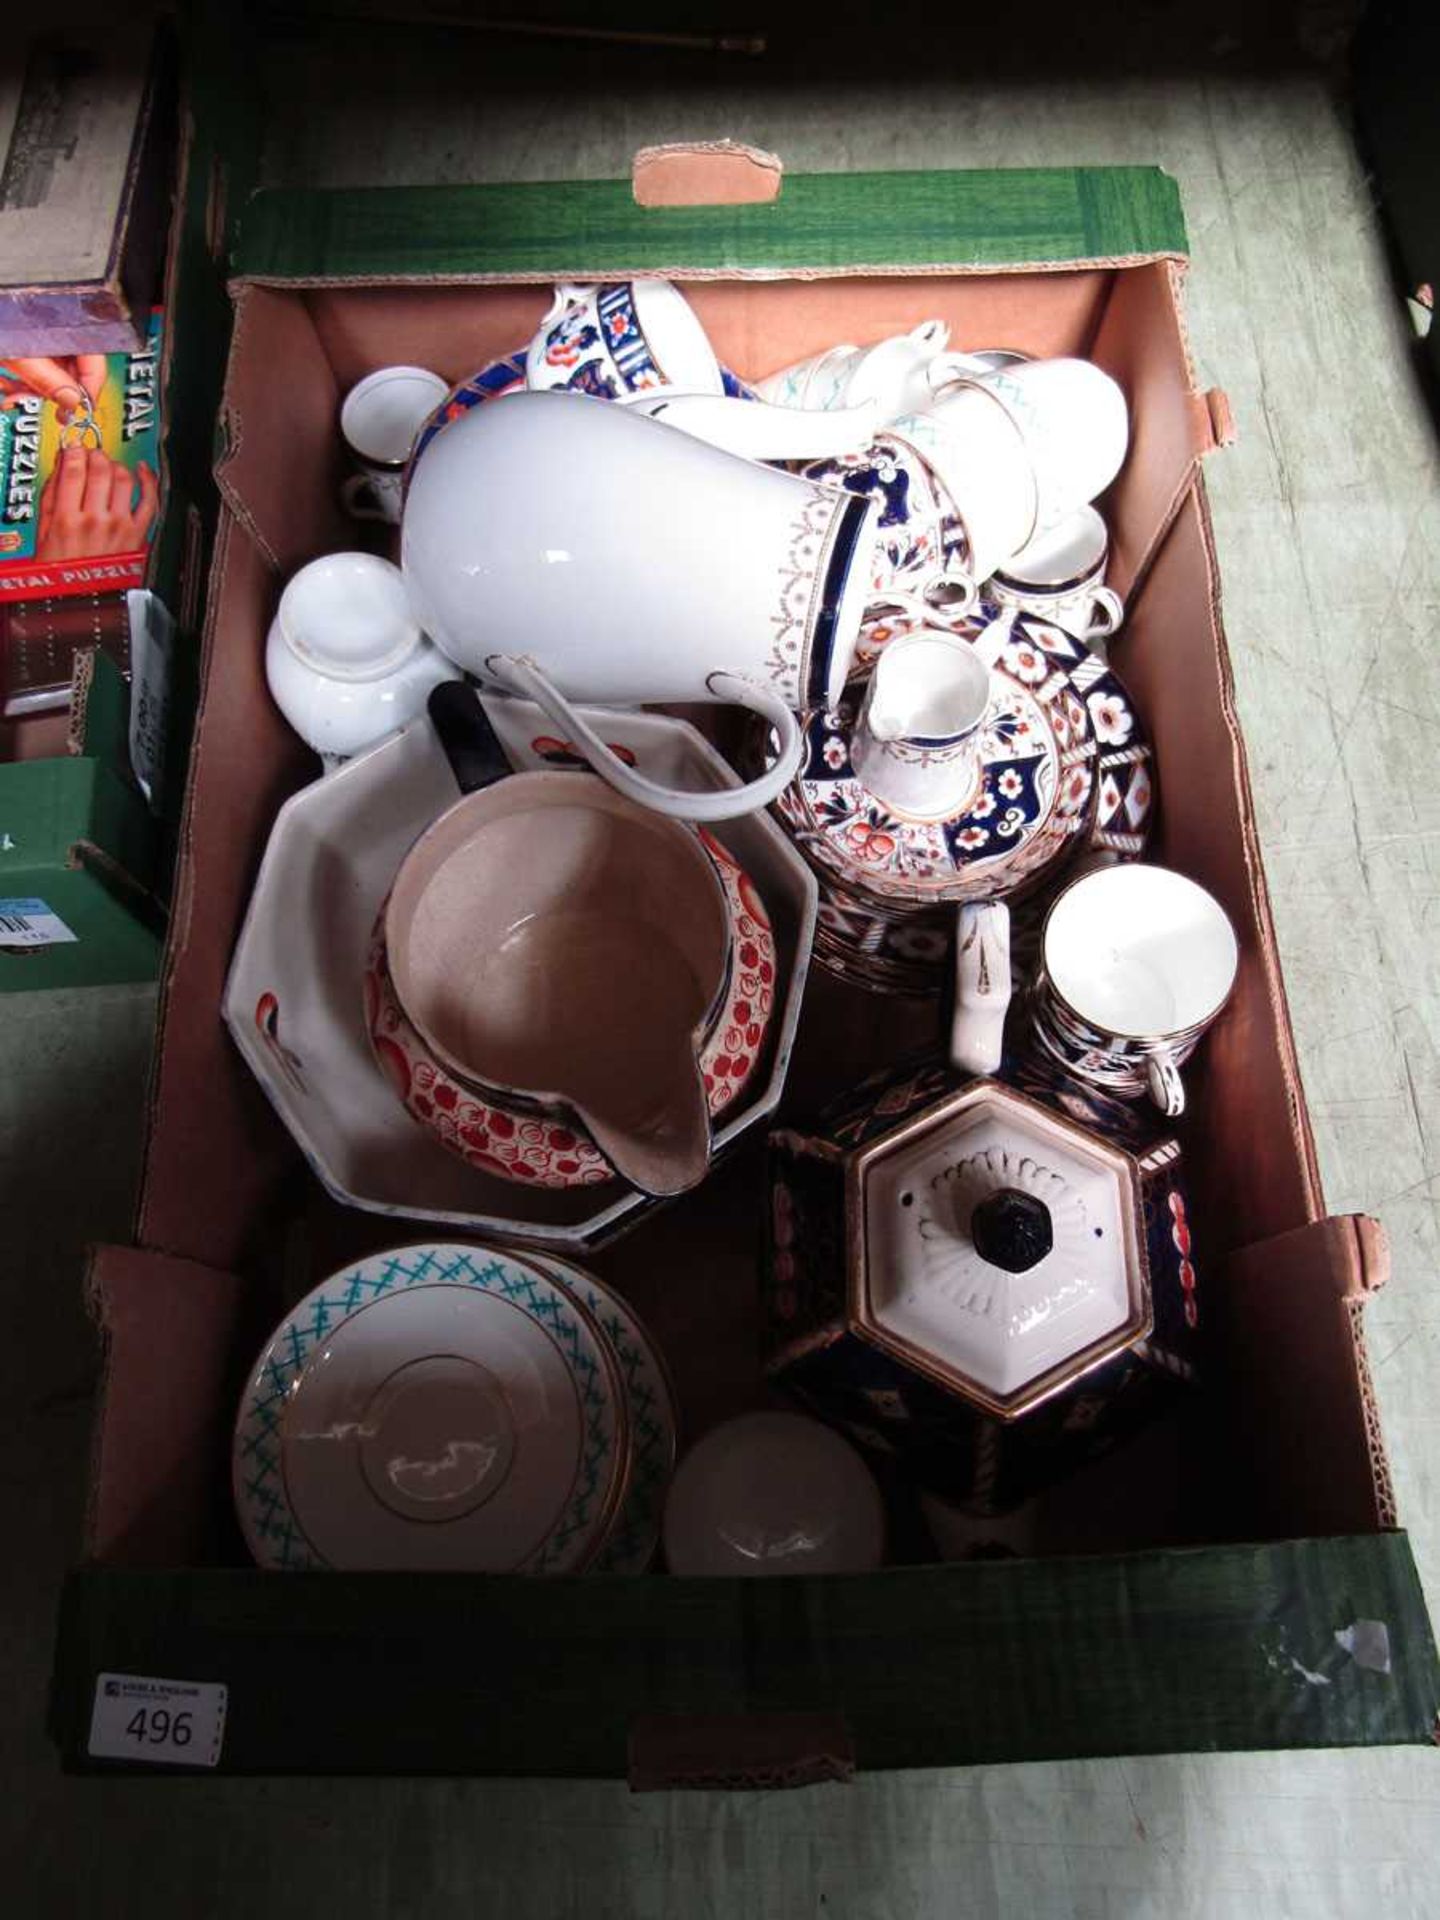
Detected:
left=1145, top=1049, right=1186, bottom=1117
left=542, top=282, right=598, bottom=325
left=949, top=901, right=1012, bottom=1077
left=923, top=350, right=1002, bottom=397
left=1080, top=585, right=1125, bottom=641
left=876, top=576, right=980, bottom=628
left=340, top=473, right=392, bottom=523
left=481, top=654, right=804, bottom=822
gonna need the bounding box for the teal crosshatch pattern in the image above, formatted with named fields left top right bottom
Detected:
left=233, top=1245, right=623, bottom=1574
left=548, top=1272, right=678, bottom=1575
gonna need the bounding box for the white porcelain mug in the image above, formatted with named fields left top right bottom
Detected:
left=340, top=366, right=451, bottom=524
left=1028, top=864, right=1239, bottom=1116
left=960, top=358, right=1129, bottom=535
left=989, top=504, right=1124, bottom=645
left=525, top=280, right=724, bottom=398
left=401, top=390, right=881, bottom=821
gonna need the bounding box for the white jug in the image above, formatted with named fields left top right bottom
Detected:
left=402, top=391, right=881, bottom=822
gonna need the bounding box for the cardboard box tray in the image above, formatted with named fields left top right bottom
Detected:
left=48, top=159, right=1440, bottom=1778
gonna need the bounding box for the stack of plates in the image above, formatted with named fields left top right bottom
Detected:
left=233, top=1242, right=677, bottom=1576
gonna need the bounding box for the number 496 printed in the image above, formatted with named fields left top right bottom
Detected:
left=88, top=1674, right=227, bottom=1768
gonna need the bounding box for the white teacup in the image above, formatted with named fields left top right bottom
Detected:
left=962, top=358, right=1129, bottom=534
left=1029, top=864, right=1240, bottom=1116
left=526, top=280, right=724, bottom=398
left=990, top=504, right=1124, bottom=645
left=339, top=366, right=450, bottom=524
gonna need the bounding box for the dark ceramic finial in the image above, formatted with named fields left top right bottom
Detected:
left=970, top=1187, right=1053, bottom=1273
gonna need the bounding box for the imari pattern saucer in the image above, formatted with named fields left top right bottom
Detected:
left=233, top=1243, right=626, bottom=1574
left=530, top=1254, right=679, bottom=1575
left=782, top=611, right=1155, bottom=994
left=776, top=621, right=1099, bottom=907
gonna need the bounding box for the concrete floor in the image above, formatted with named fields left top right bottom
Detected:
left=5, top=11, right=1440, bottom=1915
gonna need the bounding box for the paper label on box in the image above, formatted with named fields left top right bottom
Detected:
left=125, top=587, right=174, bottom=808
left=87, top=1674, right=227, bottom=1768
left=0, top=896, right=77, bottom=946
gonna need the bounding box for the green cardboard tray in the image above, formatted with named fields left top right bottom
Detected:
left=50, top=1537, right=1438, bottom=1775
left=235, top=164, right=1187, bottom=284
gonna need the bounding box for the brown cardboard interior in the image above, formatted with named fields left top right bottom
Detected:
left=94, top=261, right=1393, bottom=1572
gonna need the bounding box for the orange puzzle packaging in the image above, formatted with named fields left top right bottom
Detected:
left=0, top=310, right=163, bottom=602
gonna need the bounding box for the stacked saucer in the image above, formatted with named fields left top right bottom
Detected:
left=233, top=1241, right=676, bottom=1576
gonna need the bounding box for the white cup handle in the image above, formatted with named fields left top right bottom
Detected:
left=340, top=472, right=393, bottom=523
left=481, top=654, right=804, bottom=822
left=949, top=901, right=1012, bottom=1076
left=1080, top=585, right=1125, bottom=641
left=875, top=575, right=981, bottom=628
left=1145, top=1049, right=1186, bottom=1117
left=923, top=350, right=1004, bottom=398
left=542, top=282, right=597, bottom=325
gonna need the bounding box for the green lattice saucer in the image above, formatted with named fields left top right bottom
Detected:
left=528, top=1253, right=679, bottom=1575
left=233, top=1242, right=629, bottom=1573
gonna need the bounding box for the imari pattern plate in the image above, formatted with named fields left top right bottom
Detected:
left=233, top=1243, right=626, bottom=1575
left=530, top=1254, right=679, bottom=1576
left=777, top=620, right=1099, bottom=906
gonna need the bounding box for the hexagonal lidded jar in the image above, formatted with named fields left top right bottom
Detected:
left=766, top=1068, right=1200, bottom=1515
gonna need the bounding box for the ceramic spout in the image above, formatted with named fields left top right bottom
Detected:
left=576, top=1043, right=714, bottom=1198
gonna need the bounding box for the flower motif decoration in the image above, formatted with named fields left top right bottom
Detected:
left=544, top=314, right=601, bottom=368
left=955, top=825, right=989, bottom=851
left=1060, top=764, right=1093, bottom=809
left=996, top=768, right=1026, bottom=799
left=845, top=821, right=899, bottom=864
left=821, top=736, right=849, bottom=772
left=1003, top=640, right=1051, bottom=686
left=1087, top=689, right=1135, bottom=746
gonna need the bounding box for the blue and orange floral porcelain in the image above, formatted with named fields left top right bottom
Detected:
left=776, top=608, right=1155, bottom=994
left=765, top=1047, right=1201, bottom=1516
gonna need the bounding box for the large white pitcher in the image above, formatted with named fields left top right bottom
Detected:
left=402, top=391, right=881, bottom=822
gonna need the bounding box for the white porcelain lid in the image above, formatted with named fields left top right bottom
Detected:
left=862, top=1093, right=1142, bottom=1404
left=277, top=552, right=422, bottom=682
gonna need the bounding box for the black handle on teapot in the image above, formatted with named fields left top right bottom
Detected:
left=428, top=681, right=514, bottom=795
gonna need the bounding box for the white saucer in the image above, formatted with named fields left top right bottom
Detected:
left=233, top=1243, right=627, bottom=1573
left=528, top=1252, right=679, bottom=1575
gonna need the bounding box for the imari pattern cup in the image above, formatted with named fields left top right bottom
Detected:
left=1029, top=864, right=1239, bottom=1117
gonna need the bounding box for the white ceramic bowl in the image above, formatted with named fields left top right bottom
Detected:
left=662, top=1410, right=885, bottom=1577
left=265, top=551, right=458, bottom=761
left=223, top=698, right=817, bottom=1252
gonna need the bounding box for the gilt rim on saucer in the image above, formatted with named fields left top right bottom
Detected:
left=233, top=1241, right=629, bottom=1574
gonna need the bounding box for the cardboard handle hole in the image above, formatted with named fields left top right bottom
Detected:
left=632, top=142, right=783, bottom=209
